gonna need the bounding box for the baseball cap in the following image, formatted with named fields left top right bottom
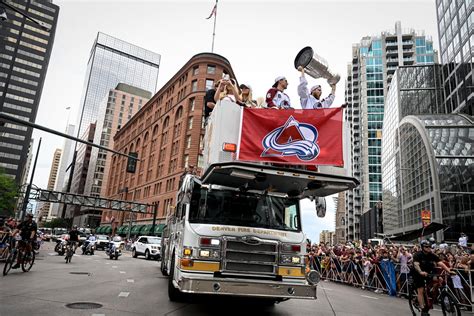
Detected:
left=272, top=76, right=286, bottom=88
left=26, top=213, right=33, bottom=218
left=239, top=83, right=251, bottom=90
left=310, top=85, right=322, bottom=93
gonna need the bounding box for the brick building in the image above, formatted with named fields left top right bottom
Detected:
left=101, top=53, right=236, bottom=228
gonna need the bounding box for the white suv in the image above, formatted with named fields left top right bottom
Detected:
left=132, top=236, right=161, bottom=260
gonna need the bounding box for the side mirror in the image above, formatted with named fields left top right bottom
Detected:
left=315, top=197, right=326, bottom=218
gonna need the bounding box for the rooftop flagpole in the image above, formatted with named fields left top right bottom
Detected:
left=206, top=0, right=218, bottom=53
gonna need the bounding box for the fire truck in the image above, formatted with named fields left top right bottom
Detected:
left=160, top=100, right=358, bottom=302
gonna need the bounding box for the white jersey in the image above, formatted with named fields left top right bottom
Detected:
left=298, top=76, right=335, bottom=109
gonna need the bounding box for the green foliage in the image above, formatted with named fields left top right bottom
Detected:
left=0, top=169, right=18, bottom=217
left=43, top=217, right=71, bottom=228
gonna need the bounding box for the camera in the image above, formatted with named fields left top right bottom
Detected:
left=222, top=74, right=230, bottom=81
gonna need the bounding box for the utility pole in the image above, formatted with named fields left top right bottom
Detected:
left=20, top=137, right=41, bottom=220
left=151, top=202, right=158, bottom=236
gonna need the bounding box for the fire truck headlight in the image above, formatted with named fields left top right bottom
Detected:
left=199, top=250, right=210, bottom=257
left=291, top=256, right=301, bottom=264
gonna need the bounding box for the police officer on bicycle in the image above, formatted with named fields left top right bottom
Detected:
left=10, top=213, right=37, bottom=269
left=68, top=225, right=80, bottom=253
left=412, top=239, right=452, bottom=315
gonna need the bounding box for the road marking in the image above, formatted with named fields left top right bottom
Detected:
left=48, top=253, right=56, bottom=256
left=127, top=279, right=134, bottom=283
left=118, top=292, right=130, bottom=297
left=360, top=295, right=379, bottom=300
left=91, top=314, right=105, bottom=316
left=320, top=287, right=333, bottom=291
left=120, top=271, right=126, bottom=274
left=105, top=263, right=110, bottom=265
left=112, top=266, right=117, bottom=268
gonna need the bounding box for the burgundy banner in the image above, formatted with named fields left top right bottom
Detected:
left=237, top=108, right=343, bottom=166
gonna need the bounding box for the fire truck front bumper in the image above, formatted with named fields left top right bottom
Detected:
left=176, top=275, right=317, bottom=299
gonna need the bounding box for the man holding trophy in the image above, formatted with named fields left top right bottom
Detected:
left=297, top=65, right=336, bottom=109
left=294, top=46, right=342, bottom=110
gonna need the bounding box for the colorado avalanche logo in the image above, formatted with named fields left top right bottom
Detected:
left=261, top=116, right=320, bottom=161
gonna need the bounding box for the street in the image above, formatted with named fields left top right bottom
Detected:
left=0, top=242, right=444, bottom=316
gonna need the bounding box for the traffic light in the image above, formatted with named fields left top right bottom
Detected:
left=126, top=152, right=138, bottom=173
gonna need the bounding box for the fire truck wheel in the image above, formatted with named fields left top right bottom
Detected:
left=168, top=252, right=185, bottom=302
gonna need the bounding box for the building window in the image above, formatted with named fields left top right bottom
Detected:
left=186, top=136, right=191, bottom=149
left=193, top=66, right=199, bottom=75
left=191, top=80, right=198, bottom=92
left=188, top=117, right=193, bottom=130
left=207, top=65, right=216, bottom=74
left=189, top=98, right=195, bottom=112
left=205, top=79, right=214, bottom=91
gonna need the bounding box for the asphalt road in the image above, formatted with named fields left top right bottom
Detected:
left=0, top=242, right=444, bottom=316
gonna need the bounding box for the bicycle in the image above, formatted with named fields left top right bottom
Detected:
left=64, top=241, right=74, bottom=264
left=3, top=237, right=35, bottom=276
left=408, top=272, right=461, bottom=316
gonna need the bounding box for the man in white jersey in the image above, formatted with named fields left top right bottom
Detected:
left=297, top=66, right=336, bottom=109
left=265, top=76, right=292, bottom=109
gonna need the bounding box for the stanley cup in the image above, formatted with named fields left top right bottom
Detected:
left=294, top=46, right=341, bottom=85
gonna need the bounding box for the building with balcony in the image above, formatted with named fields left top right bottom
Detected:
left=345, top=21, right=437, bottom=241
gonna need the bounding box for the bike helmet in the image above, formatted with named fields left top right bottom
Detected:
left=420, top=240, right=431, bottom=247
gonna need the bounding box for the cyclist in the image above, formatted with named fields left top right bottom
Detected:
left=10, top=213, right=37, bottom=269
left=68, top=225, right=80, bottom=253
left=412, top=239, right=452, bottom=315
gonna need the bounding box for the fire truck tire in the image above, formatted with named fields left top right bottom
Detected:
left=168, top=252, right=184, bottom=302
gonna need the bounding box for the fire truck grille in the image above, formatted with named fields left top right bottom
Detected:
left=223, top=239, right=278, bottom=275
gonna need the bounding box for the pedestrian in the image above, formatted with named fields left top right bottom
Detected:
left=265, top=76, right=292, bottom=109
left=297, top=66, right=336, bottom=109
left=458, top=233, right=468, bottom=248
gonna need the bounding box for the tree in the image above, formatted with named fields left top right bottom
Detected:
left=0, top=169, right=18, bottom=217
left=43, top=217, right=71, bottom=228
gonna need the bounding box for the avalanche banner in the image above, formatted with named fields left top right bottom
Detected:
left=237, top=108, right=343, bottom=166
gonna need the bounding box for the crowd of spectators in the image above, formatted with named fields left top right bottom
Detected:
left=306, top=238, right=473, bottom=306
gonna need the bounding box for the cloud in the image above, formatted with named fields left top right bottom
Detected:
left=301, top=195, right=336, bottom=244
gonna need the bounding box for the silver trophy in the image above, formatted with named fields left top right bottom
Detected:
left=294, top=46, right=340, bottom=85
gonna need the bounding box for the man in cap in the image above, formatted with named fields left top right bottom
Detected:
left=265, top=76, right=292, bottom=109
left=297, top=66, right=336, bottom=109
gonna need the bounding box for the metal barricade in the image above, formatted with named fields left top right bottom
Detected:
left=308, top=255, right=473, bottom=311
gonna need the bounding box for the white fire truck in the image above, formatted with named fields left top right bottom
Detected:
left=160, top=101, right=358, bottom=302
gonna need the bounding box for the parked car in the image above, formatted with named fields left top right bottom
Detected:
left=132, top=236, right=161, bottom=260
left=95, top=235, right=110, bottom=250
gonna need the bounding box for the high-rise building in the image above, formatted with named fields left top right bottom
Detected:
left=345, top=21, right=437, bottom=241
left=334, top=193, right=346, bottom=244
left=319, top=230, right=334, bottom=245
left=78, top=84, right=151, bottom=224
left=50, top=123, right=75, bottom=218
left=86, top=83, right=151, bottom=199
left=435, top=0, right=473, bottom=115
left=0, top=0, right=59, bottom=185
left=68, top=123, right=96, bottom=227
left=38, top=148, right=61, bottom=222
left=99, top=53, right=236, bottom=235
left=74, top=32, right=160, bottom=138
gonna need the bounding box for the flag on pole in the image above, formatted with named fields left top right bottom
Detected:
left=206, top=3, right=217, bottom=19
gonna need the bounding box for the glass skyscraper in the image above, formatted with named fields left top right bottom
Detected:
left=345, top=22, right=437, bottom=241
left=75, top=32, right=160, bottom=138
left=435, top=0, right=473, bottom=115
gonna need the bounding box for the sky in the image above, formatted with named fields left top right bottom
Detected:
left=29, top=0, right=439, bottom=243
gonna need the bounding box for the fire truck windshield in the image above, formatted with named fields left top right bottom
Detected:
left=189, top=187, right=301, bottom=232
